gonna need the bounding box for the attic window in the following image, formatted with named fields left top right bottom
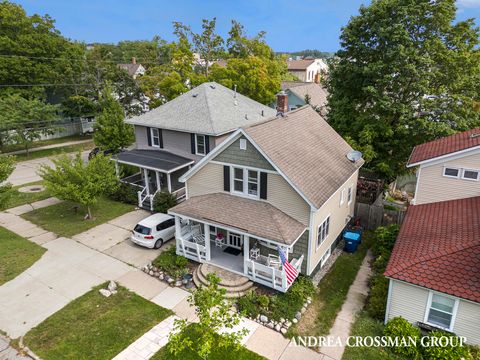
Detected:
left=240, top=139, right=247, bottom=150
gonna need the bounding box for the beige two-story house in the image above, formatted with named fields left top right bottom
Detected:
left=113, top=82, right=276, bottom=209
left=168, top=105, right=363, bottom=292
left=385, top=128, right=480, bottom=345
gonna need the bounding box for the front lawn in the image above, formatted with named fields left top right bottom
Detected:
left=0, top=226, right=46, bottom=285
left=289, top=232, right=374, bottom=338
left=0, top=181, right=51, bottom=211
left=151, top=323, right=264, bottom=360
left=24, top=284, right=172, bottom=360
left=21, top=197, right=134, bottom=237
left=342, top=312, right=406, bottom=360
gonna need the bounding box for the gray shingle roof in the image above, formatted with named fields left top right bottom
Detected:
left=244, top=106, right=364, bottom=208
left=281, top=81, right=328, bottom=109
left=126, top=82, right=277, bottom=136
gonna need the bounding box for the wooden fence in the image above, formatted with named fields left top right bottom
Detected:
left=354, top=202, right=406, bottom=230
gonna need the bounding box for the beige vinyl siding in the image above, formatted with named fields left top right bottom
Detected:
left=387, top=280, right=480, bottom=345
left=415, top=151, right=480, bottom=204
left=387, top=280, right=429, bottom=323
left=308, top=170, right=359, bottom=274
left=267, top=173, right=310, bottom=225
left=187, top=163, right=224, bottom=198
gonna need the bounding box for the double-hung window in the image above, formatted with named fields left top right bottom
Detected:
left=231, top=167, right=260, bottom=198
left=426, top=293, right=457, bottom=330
left=151, top=128, right=160, bottom=147
left=347, top=186, right=353, bottom=204
left=317, top=216, right=330, bottom=247
left=195, top=134, right=206, bottom=155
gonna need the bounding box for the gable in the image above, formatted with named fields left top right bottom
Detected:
left=213, top=136, right=275, bottom=171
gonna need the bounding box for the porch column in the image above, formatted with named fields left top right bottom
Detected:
left=243, top=235, right=250, bottom=276
left=155, top=171, right=161, bottom=192
left=175, top=216, right=182, bottom=254
left=167, top=173, right=172, bottom=193
left=143, top=168, right=150, bottom=195
left=204, top=223, right=211, bottom=261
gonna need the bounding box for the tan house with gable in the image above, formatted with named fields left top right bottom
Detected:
left=168, top=104, right=363, bottom=292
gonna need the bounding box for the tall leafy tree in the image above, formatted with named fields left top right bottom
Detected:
left=327, top=0, right=480, bottom=179
left=0, top=95, right=58, bottom=155
left=39, top=153, right=119, bottom=219
left=93, top=84, right=133, bottom=152
left=0, top=155, right=15, bottom=208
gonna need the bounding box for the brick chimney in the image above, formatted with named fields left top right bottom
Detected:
left=276, top=91, right=288, bottom=115
left=131, top=57, right=137, bottom=65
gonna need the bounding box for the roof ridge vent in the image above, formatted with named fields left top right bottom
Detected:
left=470, top=132, right=480, bottom=139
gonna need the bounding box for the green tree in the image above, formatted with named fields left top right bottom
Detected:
left=0, top=95, right=58, bottom=155
left=0, top=155, right=15, bottom=208
left=327, top=0, right=480, bottom=179
left=39, top=152, right=118, bottom=219
left=168, top=273, right=247, bottom=359
left=93, top=84, right=133, bottom=152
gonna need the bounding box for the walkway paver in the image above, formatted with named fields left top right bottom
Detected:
left=112, top=315, right=180, bottom=360
left=117, top=270, right=168, bottom=300
left=280, top=344, right=325, bottom=360
left=5, top=197, right=62, bottom=216
left=151, top=287, right=189, bottom=310
left=319, top=251, right=373, bottom=360
left=245, top=324, right=290, bottom=359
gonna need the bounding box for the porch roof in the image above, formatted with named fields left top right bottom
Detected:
left=113, top=149, right=194, bottom=173
left=169, top=193, right=307, bottom=245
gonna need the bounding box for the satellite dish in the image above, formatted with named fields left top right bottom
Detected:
left=347, top=150, right=363, bottom=163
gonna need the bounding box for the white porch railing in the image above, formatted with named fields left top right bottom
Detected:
left=137, top=187, right=157, bottom=211
left=178, top=237, right=207, bottom=262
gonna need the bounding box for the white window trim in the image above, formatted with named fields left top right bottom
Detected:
left=340, top=189, right=345, bottom=206
left=316, top=214, right=331, bottom=249
left=239, top=139, right=247, bottom=150
left=423, top=291, right=459, bottom=332
left=151, top=128, right=160, bottom=148
left=442, top=166, right=460, bottom=179
left=230, top=165, right=260, bottom=199
left=347, top=186, right=353, bottom=205
left=461, top=168, right=480, bottom=181
left=195, top=134, right=206, bottom=156
left=320, top=248, right=331, bottom=267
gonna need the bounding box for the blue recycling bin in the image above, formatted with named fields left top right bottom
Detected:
left=343, top=231, right=361, bottom=253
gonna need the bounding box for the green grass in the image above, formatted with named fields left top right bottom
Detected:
left=290, top=232, right=374, bottom=338
left=0, top=226, right=46, bottom=285
left=342, top=312, right=406, bottom=360
left=24, top=284, right=172, bottom=360
left=14, top=141, right=94, bottom=161
left=0, top=181, right=52, bottom=211
left=1, top=134, right=92, bottom=154
left=21, top=197, right=134, bottom=237
left=151, top=324, right=264, bottom=360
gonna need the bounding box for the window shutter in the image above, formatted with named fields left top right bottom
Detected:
left=223, top=166, right=230, bottom=192
left=260, top=172, right=268, bottom=199
left=205, top=136, right=210, bottom=154
left=191, top=134, right=195, bottom=154
left=159, top=129, right=163, bottom=148
left=147, top=127, right=152, bottom=146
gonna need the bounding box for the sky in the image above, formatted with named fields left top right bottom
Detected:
left=13, top=0, right=480, bottom=53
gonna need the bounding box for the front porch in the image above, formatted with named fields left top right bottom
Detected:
left=112, top=149, right=194, bottom=210
left=173, top=216, right=304, bottom=292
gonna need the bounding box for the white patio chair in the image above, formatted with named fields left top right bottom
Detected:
left=215, top=235, right=225, bottom=248
left=267, top=254, right=282, bottom=269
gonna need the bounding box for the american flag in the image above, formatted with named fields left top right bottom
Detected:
left=277, top=246, right=299, bottom=285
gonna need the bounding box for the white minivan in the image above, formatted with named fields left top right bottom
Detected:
left=131, top=213, right=176, bottom=249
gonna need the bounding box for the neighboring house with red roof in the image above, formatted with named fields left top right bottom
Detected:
left=407, top=128, right=480, bottom=205
left=385, top=129, right=480, bottom=345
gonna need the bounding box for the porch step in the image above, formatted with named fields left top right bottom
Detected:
left=193, top=264, right=255, bottom=298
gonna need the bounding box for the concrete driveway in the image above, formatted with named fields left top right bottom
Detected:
left=7, top=151, right=89, bottom=186
left=0, top=237, right=132, bottom=338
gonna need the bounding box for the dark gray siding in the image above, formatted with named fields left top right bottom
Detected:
left=290, top=230, right=309, bottom=274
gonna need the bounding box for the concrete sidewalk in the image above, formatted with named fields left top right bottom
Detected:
left=3, top=139, right=92, bottom=156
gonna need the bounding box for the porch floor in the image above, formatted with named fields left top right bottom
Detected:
left=209, top=243, right=244, bottom=274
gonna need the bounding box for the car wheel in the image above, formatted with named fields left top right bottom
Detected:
left=154, top=239, right=163, bottom=249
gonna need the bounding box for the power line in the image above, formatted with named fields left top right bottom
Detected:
left=0, top=54, right=164, bottom=66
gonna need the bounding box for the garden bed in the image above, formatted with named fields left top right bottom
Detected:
left=23, top=283, right=172, bottom=360
left=0, top=227, right=46, bottom=285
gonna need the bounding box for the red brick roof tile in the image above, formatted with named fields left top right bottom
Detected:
left=407, top=128, right=480, bottom=166
left=384, top=197, right=480, bottom=303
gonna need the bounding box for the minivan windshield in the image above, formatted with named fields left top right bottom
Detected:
left=134, top=224, right=151, bottom=235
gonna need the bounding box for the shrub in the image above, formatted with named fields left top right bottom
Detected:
left=421, top=331, right=470, bottom=360
left=269, top=275, right=315, bottom=321
left=257, top=294, right=270, bottom=309
left=153, top=191, right=177, bottom=213
left=468, top=345, right=480, bottom=360
left=108, top=183, right=138, bottom=205
left=383, top=317, right=421, bottom=358
left=237, top=291, right=262, bottom=318
left=153, top=246, right=188, bottom=278
left=365, top=275, right=389, bottom=321
left=371, top=224, right=399, bottom=258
